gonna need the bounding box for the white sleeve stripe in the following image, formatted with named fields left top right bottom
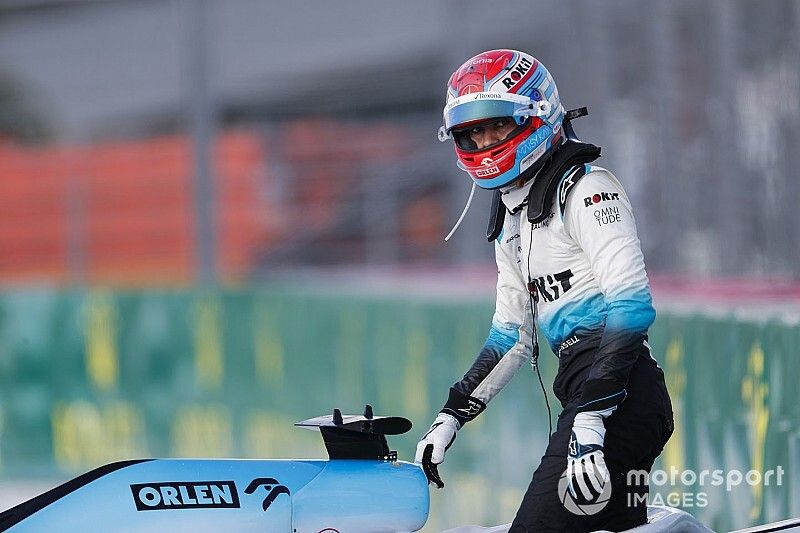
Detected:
left=472, top=340, right=530, bottom=404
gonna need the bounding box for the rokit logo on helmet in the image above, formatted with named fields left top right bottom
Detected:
left=501, top=56, right=534, bottom=89
left=583, top=192, right=620, bottom=207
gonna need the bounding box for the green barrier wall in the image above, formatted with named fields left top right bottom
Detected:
left=0, top=288, right=797, bottom=531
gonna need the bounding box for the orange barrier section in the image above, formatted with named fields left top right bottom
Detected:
left=0, top=131, right=271, bottom=284
left=1, top=120, right=419, bottom=283
left=0, top=144, right=73, bottom=281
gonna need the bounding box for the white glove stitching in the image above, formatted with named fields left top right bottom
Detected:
left=415, top=413, right=459, bottom=465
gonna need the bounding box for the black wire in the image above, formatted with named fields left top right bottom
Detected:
left=526, top=220, right=553, bottom=437
left=535, top=355, right=552, bottom=437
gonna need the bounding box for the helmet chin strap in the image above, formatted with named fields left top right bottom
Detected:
left=444, top=182, right=477, bottom=242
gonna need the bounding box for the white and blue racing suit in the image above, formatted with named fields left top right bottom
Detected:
left=442, top=164, right=657, bottom=422
left=435, top=156, right=673, bottom=532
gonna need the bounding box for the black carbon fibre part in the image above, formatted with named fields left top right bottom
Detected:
left=0, top=459, right=152, bottom=531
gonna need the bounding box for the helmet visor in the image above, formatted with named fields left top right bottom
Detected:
left=439, top=92, right=551, bottom=141
left=451, top=117, right=529, bottom=152
left=443, top=92, right=550, bottom=133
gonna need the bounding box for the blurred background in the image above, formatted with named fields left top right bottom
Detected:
left=0, top=0, right=799, bottom=531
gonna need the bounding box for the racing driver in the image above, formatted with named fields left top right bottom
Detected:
left=415, top=49, right=674, bottom=532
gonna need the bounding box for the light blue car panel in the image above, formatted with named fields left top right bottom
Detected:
left=5, top=458, right=428, bottom=533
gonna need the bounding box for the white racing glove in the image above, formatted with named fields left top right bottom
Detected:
left=567, top=411, right=610, bottom=503
left=414, top=413, right=460, bottom=488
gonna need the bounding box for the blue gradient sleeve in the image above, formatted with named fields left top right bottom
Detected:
left=564, top=169, right=656, bottom=415
left=603, top=289, right=656, bottom=334
left=577, top=290, right=655, bottom=415
left=446, top=323, right=525, bottom=426
left=452, top=323, right=519, bottom=399
left=443, top=215, right=533, bottom=426
left=485, top=323, right=520, bottom=353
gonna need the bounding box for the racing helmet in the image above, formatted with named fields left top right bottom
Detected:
left=438, top=49, right=565, bottom=189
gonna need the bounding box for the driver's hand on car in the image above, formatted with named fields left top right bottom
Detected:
left=414, top=413, right=460, bottom=488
